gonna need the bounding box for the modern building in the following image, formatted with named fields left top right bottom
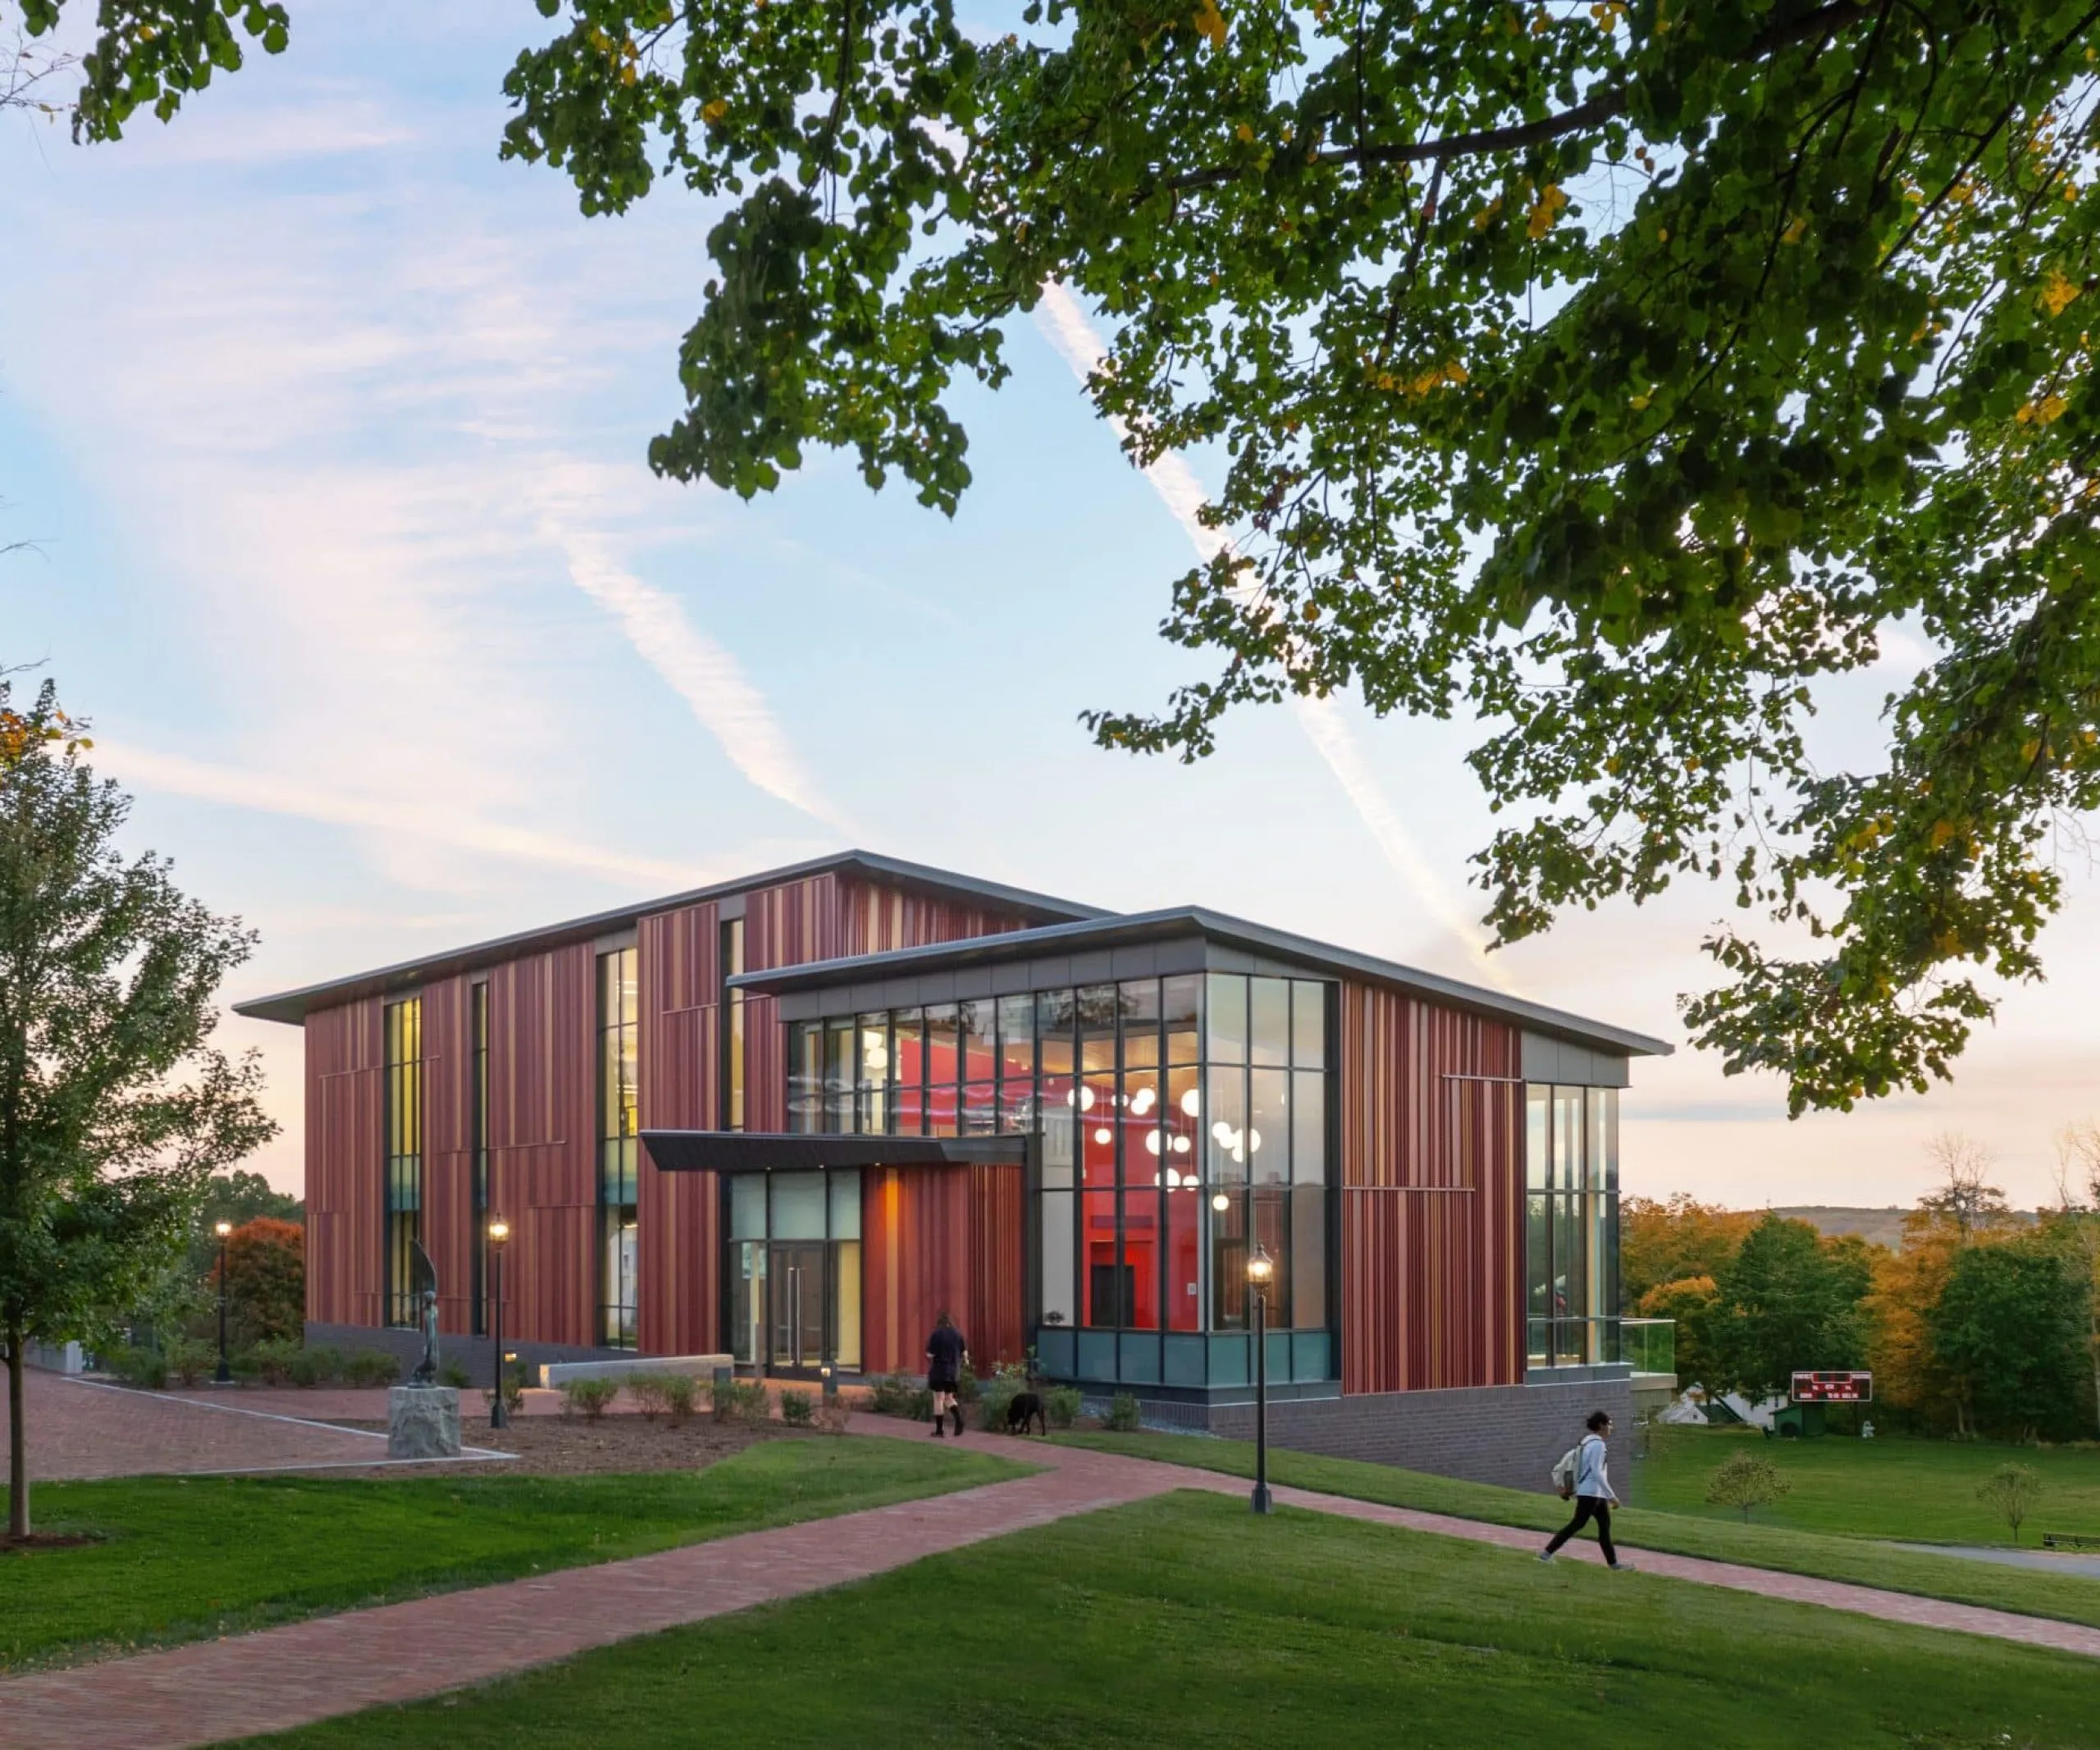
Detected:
left=238, top=851, right=1669, bottom=1483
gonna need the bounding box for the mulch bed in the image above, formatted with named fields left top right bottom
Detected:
left=324, top=1413, right=807, bottom=1477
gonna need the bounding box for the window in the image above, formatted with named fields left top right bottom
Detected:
left=723, top=1167, right=863, bottom=1370
left=1525, top=1085, right=1620, bottom=1366
left=383, top=997, right=422, bottom=1327
left=721, top=918, right=746, bottom=1131
left=599, top=947, right=640, bottom=1348
left=471, top=981, right=489, bottom=1334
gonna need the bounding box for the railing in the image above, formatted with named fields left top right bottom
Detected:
left=1621, top=1318, right=1676, bottom=1378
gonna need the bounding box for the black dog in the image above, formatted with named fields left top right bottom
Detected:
left=1004, top=1391, right=1048, bottom=1436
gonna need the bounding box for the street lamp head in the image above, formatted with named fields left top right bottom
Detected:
left=213, top=1219, right=233, bottom=1239
left=487, top=1217, right=512, bottom=1248
left=1245, top=1243, right=1274, bottom=1288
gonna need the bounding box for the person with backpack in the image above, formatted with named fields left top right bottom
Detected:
left=1540, top=1409, right=1635, bottom=1570
left=924, top=1310, right=968, bottom=1438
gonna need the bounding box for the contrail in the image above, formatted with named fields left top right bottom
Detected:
left=92, top=742, right=713, bottom=889
left=1034, top=281, right=1512, bottom=988
left=555, top=531, right=858, bottom=839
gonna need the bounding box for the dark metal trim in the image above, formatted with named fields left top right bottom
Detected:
left=641, top=1130, right=1029, bottom=1173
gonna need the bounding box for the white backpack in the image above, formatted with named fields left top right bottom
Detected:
left=1550, top=1444, right=1580, bottom=1498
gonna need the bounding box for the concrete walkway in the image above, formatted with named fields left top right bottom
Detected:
left=3, top=1420, right=2098, bottom=1749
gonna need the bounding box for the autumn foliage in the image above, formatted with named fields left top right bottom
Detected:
left=212, top=1218, right=305, bottom=1346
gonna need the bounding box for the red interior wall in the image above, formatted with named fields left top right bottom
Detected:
left=1339, top=986, right=1523, bottom=1394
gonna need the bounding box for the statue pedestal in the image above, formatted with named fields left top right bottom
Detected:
left=387, top=1385, right=463, bottom=1460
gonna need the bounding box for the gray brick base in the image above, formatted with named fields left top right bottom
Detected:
left=1207, top=1376, right=1634, bottom=1492
left=304, top=1323, right=628, bottom=1386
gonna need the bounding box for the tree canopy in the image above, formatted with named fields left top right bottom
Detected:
left=32, top=0, right=2100, bottom=1112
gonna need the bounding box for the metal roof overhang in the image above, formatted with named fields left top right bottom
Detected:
left=640, top=1131, right=1029, bottom=1172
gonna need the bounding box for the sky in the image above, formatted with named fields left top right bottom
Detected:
left=5, top=2, right=2098, bottom=1213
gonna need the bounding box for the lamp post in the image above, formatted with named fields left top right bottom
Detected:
left=212, top=1219, right=234, bottom=1384
left=1246, top=1241, right=1274, bottom=1515
left=487, top=1217, right=511, bottom=1430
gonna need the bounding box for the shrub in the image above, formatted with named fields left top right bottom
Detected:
left=778, top=1389, right=815, bottom=1427
left=249, top=1337, right=302, bottom=1387
left=976, top=1378, right=1020, bottom=1432
left=1045, top=1387, right=1083, bottom=1430
left=907, top=1387, right=935, bottom=1422
left=438, top=1360, right=471, bottom=1391
left=164, top=1337, right=217, bottom=1387
left=291, top=1345, right=346, bottom=1388
left=1977, top=1463, right=2045, bottom=1545
left=1106, top=1392, right=1142, bottom=1432
left=712, top=1378, right=770, bottom=1425
left=109, top=1345, right=167, bottom=1390
left=661, top=1373, right=698, bottom=1425
left=627, top=1374, right=671, bottom=1422
left=1705, top=1450, right=1792, bottom=1523
left=345, top=1349, right=400, bottom=1389
left=485, top=1359, right=527, bottom=1419
left=870, top=1373, right=916, bottom=1416
left=814, top=1399, right=852, bottom=1433
left=955, top=1363, right=981, bottom=1405
left=563, top=1377, right=620, bottom=1420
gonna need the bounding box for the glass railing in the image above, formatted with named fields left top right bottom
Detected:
left=1621, top=1318, right=1675, bottom=1378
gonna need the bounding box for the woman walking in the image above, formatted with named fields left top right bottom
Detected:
left=1541, top=1410, right=1636, bottom=1570
left=924, top=1311, right=968, bottom=1438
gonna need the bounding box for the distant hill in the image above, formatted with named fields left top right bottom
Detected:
left=1771, top=1205, right=2038, bottom=1250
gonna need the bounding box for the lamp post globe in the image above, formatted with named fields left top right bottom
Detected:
left=486, top=1217, right=512, bottom=1429
left=212, top=1219, right=235, bottom=1385
left=1246, top=1241, right=1275, bottom=1515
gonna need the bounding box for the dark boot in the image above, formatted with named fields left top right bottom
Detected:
left=952, top=1405, right=965, bottom=1437
left=930, top=1416, right=944, bottom=1437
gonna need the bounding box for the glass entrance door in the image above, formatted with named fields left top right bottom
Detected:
left=768, top=1241, right=827, bottom=1372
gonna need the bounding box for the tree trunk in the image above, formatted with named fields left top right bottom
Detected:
left=5, top=1321, right=26, bottom=1540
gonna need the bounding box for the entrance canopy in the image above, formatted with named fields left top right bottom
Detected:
left=641, top=1130, right=1029, bottom=1173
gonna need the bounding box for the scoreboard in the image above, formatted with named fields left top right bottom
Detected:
left=1791, top=1370, right=1872, bottom=1402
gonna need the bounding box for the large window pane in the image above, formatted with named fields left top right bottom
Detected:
left=1209, top=1184, right=1247, bottom=1329
left=1553, top=1192, right=1586, bottom=1338
left=1119, top=979, right=1161, bottom=1071
left=924, top=1003, right=960, bottom=1120
left=1077, top=984, right=1116, bottom=1077
left=1037, top=989, right=1076, bottom=1076
left=773, top=1172, right=826, bottom=1240
left=729, top=1173, right=766, bottom=1239
left=1249, top=1068, right=1290, bottom=1187
left=998, top=994, right=1034, bottom=1085
left=1292, top=981, right=1327, bottom=1067
left=1527, top=1194, right=1550, bottom=1318
left=1291, top=1071, right=1326, bottom=1184
left=1206, top=1067, right=1248, bottom=1184
left=1122, top=1187, right=1161, bottom=1329
left=1290, top=1185, right=1326, bottom=1329
left=1252, top=1183, right=1288, bottom=1324
left=1040, top=1191, right=1075, bottom=1329
left=834, top=1241, right=862, bottom=1369
left=1081, top=1189, right=1121, bottom=1326
left=1041, top=1071, right=1075, bottom=1187
left=787, top=1022, right=820, bottom=1133
left=1554, top=1085, right=1585, bottom=1190
left=1081, top=1067, right=1116, bottom=1188
left=1590, top=1088, right=1619, bottom=1192
left=961, top=999, right=996, bottom=1085
left=1163, top=974, right=1201, bottom=1066
left=961, top=1081, right=997, bottom=1136
left=829, top=1169, right=862, bottom=1241
left=1122, top=1067, right=1161, bottom=1187
left=1205, top=974, right=1248, bottom=1064
left=1166, top=1179, right=1201, bottom=1332
left=1164, top=1064, right=1200, bottom=1183
left=1526, top=1084, right=1550, bottom=1190
left=824, top=1019, right=853, bottom=1131
left=1250, top=977, right=1290, bottom=1067
left=857, top=1014, right=888, bottom=1136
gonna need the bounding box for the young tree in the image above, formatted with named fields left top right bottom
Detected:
left=1705, top=1449, right=1792, bottom=1525
left=1706, top=1214, right=1874, bottom=1402
left=1917, top=1134, right=2015, bottom=1244
left=1928, top=1235, right=2089, bottom=1442
left=0, top=681, right=274, bottom=1538
left=217, top=1217, right=304, bottom=1347
left=1976, top=1463, right=2045, bottom=1547
left=25, top=3, right=2100, bottom=1114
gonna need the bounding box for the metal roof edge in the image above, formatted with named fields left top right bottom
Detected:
left=732, top=904, right=1675, bottom=1058
left=231, top=849, right=1106, bottom=1026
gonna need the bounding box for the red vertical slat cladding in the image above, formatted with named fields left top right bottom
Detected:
left=304, top=998, right=383, bottom=1329
left=419, top=975, right=476, bottom=1336
left=637, top=901, right=719, bottom=1355
left=1339, top=985, right=1522, bottom=1395
left=487, top=944, right=596, bottom=1348
left=859, top=1163, right=1025, bottom=1375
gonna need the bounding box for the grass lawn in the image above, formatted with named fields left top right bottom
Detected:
left=1636, top=1423, right=2100, bottom=1543
left=1059, top=1431, right=2100, bottom=1629
left=0, top=1437, right=1025, bottom=1671
left=245, top=1491, right=2100, bottom=1749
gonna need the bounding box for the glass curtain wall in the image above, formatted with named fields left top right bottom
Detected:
left=383, top=997, right=422, bottom=1327
left=598, top=948, right=640, bottom=1348
left=724, top=1168, right=863, bottom=1370
left=786, top=974, right=1331, bottom=1339
left=471, top=981, right=489, bottom=1335
left=1525, top=1085, right=1620, bottom=1365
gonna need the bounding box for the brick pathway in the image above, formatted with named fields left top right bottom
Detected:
left=2, top=1418, right=2098, bottom=1749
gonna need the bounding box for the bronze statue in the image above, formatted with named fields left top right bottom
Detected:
left=409, top=1240, right=441, bottom=1387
